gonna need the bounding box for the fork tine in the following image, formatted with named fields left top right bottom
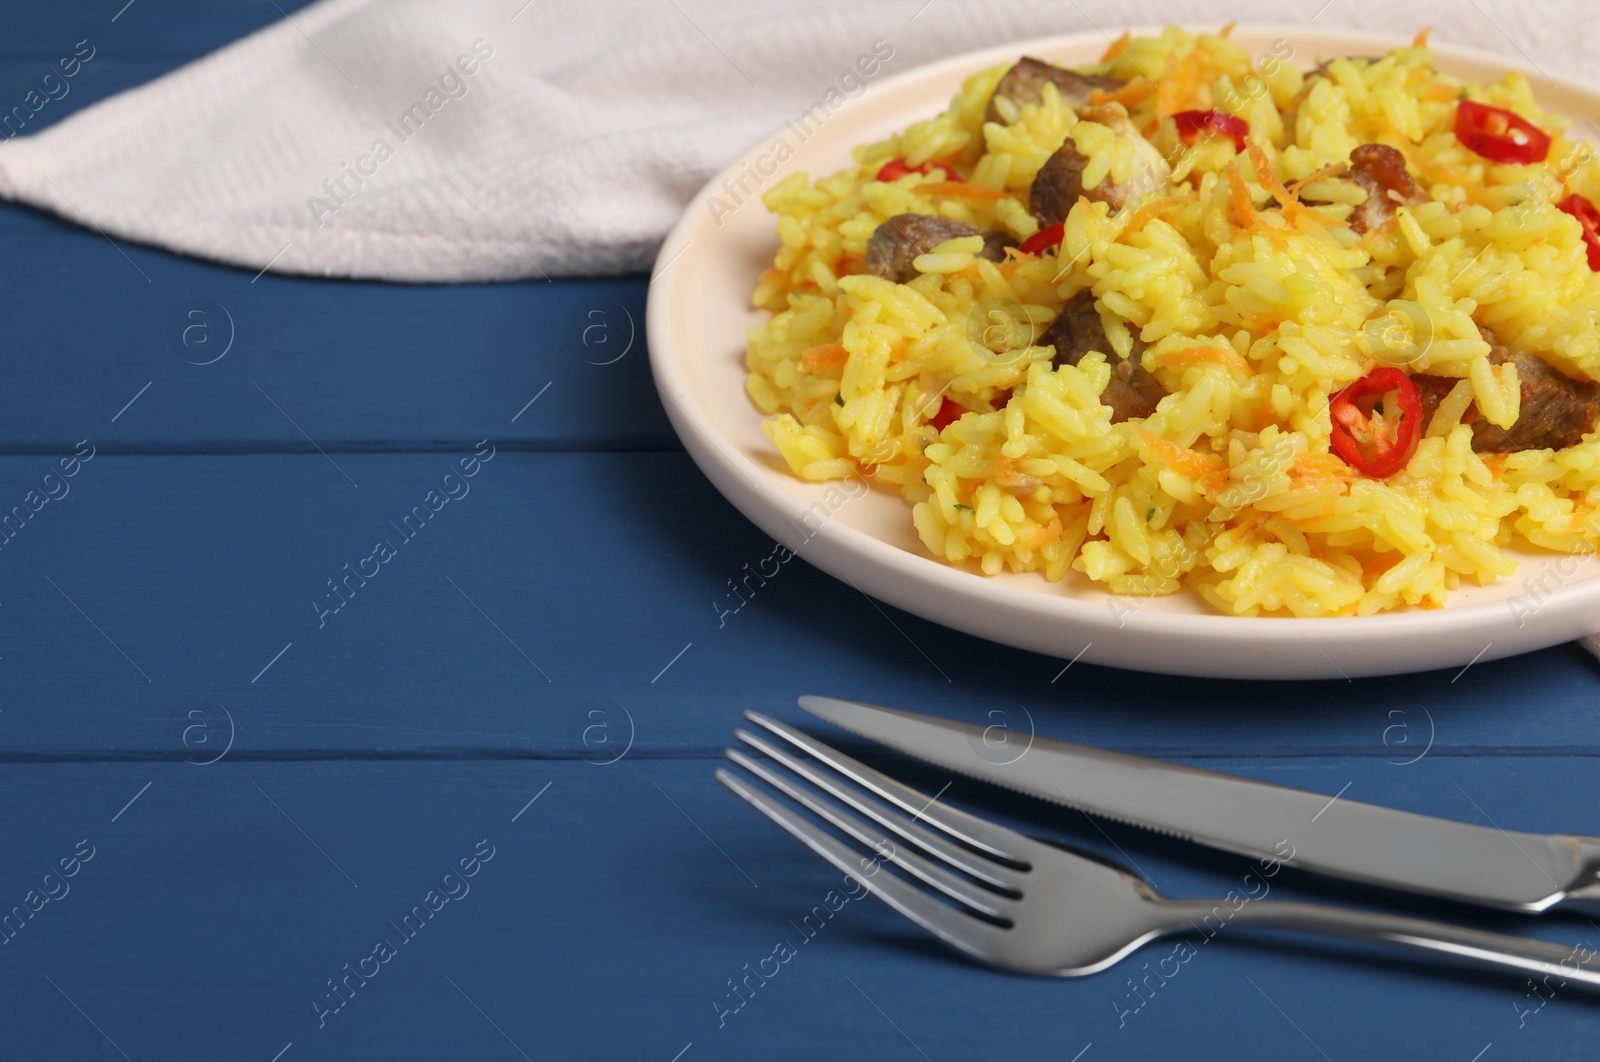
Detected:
left=743, top=711, right=1033, bottom=867
left=732, top=727, right=1023, bottom=893
left=715, top=767, right=1007, bottom=966
left=725, top=746, right=1017, bottom=919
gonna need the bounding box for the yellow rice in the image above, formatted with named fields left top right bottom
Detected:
left=745, top=26, right=1600, bottom=617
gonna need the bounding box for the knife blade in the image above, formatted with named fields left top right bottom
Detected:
left=798, top=694, right=1600, bottom=915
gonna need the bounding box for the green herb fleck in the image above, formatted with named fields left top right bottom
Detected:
left=834, top=394, right=844, bottom=406
left=954, top=503, right=973, bottom=512
left=1146, top=506, right=1156, bottom=522
left=1458, top=88, right=1468, bottom=100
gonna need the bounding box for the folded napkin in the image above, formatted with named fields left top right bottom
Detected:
left=0, top=0, right=1579, bottom=283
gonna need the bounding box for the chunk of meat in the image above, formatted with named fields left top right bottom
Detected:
left=863, top=214, right=1016, bottom=284
left=1410, top=373, right=1460, bottom=425
left=1347, top=143, right=1424, bottom=234
left=1029, top=103, right=1171, bottom=226
left=1413, top=329, right=1600, bottom=451
left=984, top=57, right=1125, bottom=124
left=1040, top=290, right=1164, bottom=422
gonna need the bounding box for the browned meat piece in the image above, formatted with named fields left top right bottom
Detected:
left=1029, top=103, right=1170, bottom=226
left=1411, top=373, right=1460, bottom=427
left=863, top=214, right=1015, bottom=284
left=984, top=56, right=1125, bottom=124
left=1412, top=329, right=1600, bottom=451
left=1040, top=290, right=1164, bottom=421
left=1476, top=346, right=1600, bottom=451
left=1347, top=143, right=1424, bottom=234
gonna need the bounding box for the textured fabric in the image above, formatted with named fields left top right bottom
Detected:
left=0, top=0, right=1586, bottom=283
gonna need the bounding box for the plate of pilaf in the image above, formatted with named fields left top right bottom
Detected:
left=646, top=24, right=1600, bottom=678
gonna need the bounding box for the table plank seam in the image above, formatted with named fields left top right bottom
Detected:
left=3, top=747, right=1600, bottom=763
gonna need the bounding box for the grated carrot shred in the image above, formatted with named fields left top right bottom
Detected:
left=915, top=181, right=1012, bottom=200
left=1247, top=220, right=1303, bottom=248
left=1197, top=467, right=1232, bottom=495
left=994, top=456, right=1033, bottom=490
left=1292, top=452, right=1354, bottom=481
left=1119, top=194, right=1191, bottom=238
left=1100, top=32, right=1131, bottom=64
left=1245, top=143, right=1293, bottom=205
left=1225, top=161, right=1255, bottom=227
left=1246, top=143, right=1336, bottom=228
left=799, top=343, right=849, bottom=372
left=1413, top=27, right=1432, bottom=48
left=1026, top=516, right=1065, bottom=550
left=1361, top=552, right=1403, bottom=584
left=1090, top=77, right=1157, bottom=109
left=1135, top=426, right=1226, bottom=480
left=1288, top=162, right=1349, bottom=193
left=1156, top=48, right=1211, bottom=117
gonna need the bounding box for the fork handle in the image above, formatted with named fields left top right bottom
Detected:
left=1161, top=899, right=1600, bottom=989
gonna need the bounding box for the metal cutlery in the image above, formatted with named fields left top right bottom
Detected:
left=797, top=694, right=1600, bottom=915
left=718, top=710, right=1600, bottom=987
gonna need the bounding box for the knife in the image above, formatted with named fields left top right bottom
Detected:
left=798, top=695, right=1600, bottom=915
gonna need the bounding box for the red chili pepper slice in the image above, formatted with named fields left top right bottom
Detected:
left=1328, top=366, right=1423, bottom=478
left=1172, top=109, right=1249, bottom=150
left=876, top=157, right=958, bottom=182
left=1454, top=101, right=1550, bottom=165
left=929, top=397, right=965, bottom=431
left=1558, top=194, right=1600, bottom=271
left=1019, top=222, right=1065, bottom=256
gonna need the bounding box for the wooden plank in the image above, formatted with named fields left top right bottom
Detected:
left=0, top=230, right=671, bottom=452
left=0, top=1, right=308, bottom=63
left=0, top=755, right=1592, bottom=1060
left=0, top=451, right=1593, bottom=757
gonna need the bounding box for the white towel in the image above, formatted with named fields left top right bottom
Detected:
left=0, top=0, right=1584, bottom=283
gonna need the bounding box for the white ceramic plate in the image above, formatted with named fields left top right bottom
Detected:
left=646, top=24, right=1600, bottom=679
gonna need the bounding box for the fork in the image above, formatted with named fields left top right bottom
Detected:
left=717, top=711, right=1600, bottom=988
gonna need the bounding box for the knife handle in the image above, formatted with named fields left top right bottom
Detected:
left=1163, top=899, right=1600, bottom=989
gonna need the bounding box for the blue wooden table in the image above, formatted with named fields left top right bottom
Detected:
left=4, top=4, right=1599, bottom=1059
